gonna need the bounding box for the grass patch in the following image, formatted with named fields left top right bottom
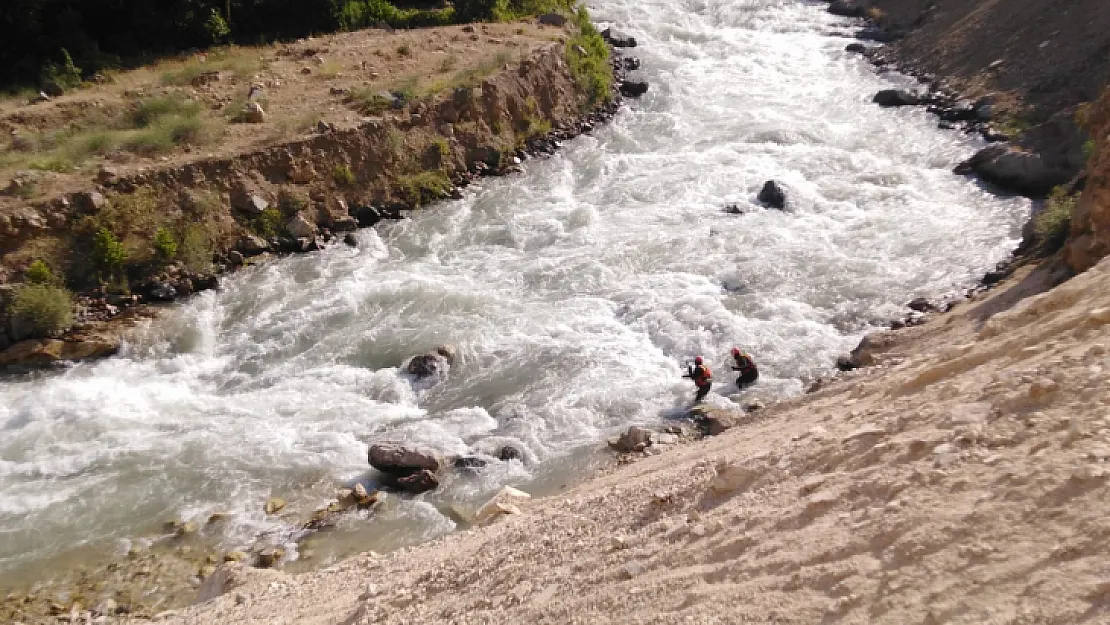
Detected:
left=333, top=163, right=357, bottom=186
left=317, top=60, right=345, bottom=79
left=452, top=51, right=513, bottom=89
left=566, top=7, right=612, bottom=104
left=160, top=47, right=265, bottom=86
left=177, top=223, right=216, bottom=271
left=1083, top=138, right=1097, bottom=163
left=397, top=171, right=451, bottom=206
left=9, top=284, right=74, bottom=340
left=397, top=44, right=412, bottom=58
left=432, top=137, right=450, bottom=158
left=1033, top=186, right=1077, bottom=255
left=438, top=54, right=459, bottom=73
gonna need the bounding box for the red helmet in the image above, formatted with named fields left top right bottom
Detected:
left=731, top=347, right=741, bottom=356
left=694, top=356, right=703, bottom=365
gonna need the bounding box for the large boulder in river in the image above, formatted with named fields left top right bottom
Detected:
left=619, top=81, right=649, bottom=98
left=827, top=0, right=866, bottom=18
left=405, top=344, right=457, bottom=378
left=368, top=443, right=442, bottom=473
left=601, top=27, right=637, bottom=48
left=757, top=180, right=787, bottom=209
left=873, top=89, right=920, bottom=107
left=954, top=144, right=1073, bottom=198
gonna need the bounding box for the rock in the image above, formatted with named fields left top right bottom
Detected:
left=243, top=102, right=266, bottom=124
left=935, top=100, right=977, bottom=122
left=454, top=456, right=488, bottom=470
left=256, top=548, right=284, bottom=568
left=315, top=120, right=333, bottom=133
left=176, top=521, right=199, bottom=537
left=353, top=483, right=380, bottom=507
left=954, top=144, right=1073, bottom=198
left=843, top=424, right=887, bottom=443
left=285, top=214, right=316, bottom=239
left=352, top=205, right=382, bottom=228
left=406, top=348, right=454, bottom=377
left=93, top=599, right=117, bottom=616
left=907, top=297, right=935, bottom=313
left=619, top=81, right=649, bottom=98
left=845, top=42, right=867, bottom=54
left=264, top=497, right=286, bottom=515
left=975, top=103, right=994, bottom=121
left=498, top=445, right=524, bottom=462
left=435, top=344, right=458, bottom=365
left=873, top=89, right=920, bottom=107
left=190, top=70, right=221, bottom=87
left=343, top=233, right=359, bottom=247
left=368, top=443, right=442, bottom=473
left=0, top=338, right=119, bottom=367
left=743, top=399, right=765, bottom=412
left=609, top=425, right=653, bottom=452
left=30, top=91, right=50, bottom=104
left=847, top=331, right=897, bottom=368
left=654, top=432, right=679, bottom=445
left=207, top=512, right=231, bottom=524
left=856, top=27, right=899, bottom=43
left=96, top=167, right=121, bottom=185
left=601, top=27, right=637, bottom=48
left=827, top=0, right=866, bottom=17
left=757, top=180, right=787, bottom=209
left=394, top=469, right=439, bottom=493
left=709, top=462, right=761, bottom=494
left=237, top=234, right=270, bottom=256
left=244, top=194, right=269, bottom=215
left=622, top=57, right=641, bottom=71
left=143, top=281, right=178, bottom=303
left=537, top=13, right=567, bottom=26
left=836, top=355, right=857, bottom=372
left=42, top=80, right=64, bottom=98
left=622, top=561, right=646, bottom=579
left=475, top=486, right=532, bottom=524
left=227, top=251, right=245, bottom=266
left=77, top=191, right=108, bottom=213
left=223, top=551, right=248, bottom=563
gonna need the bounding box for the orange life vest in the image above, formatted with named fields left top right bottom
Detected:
left=692, top=364, right=712, bottom=386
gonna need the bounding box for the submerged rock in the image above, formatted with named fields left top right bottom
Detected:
left=368, top=443, right=442, bottom=473
left=757, top=180, right=787, bottom=209
left=873, top=89, right=920, bottom=107
left=498, top=445, right=524, bottom=462
left=619, top=81, right=649, bottom=98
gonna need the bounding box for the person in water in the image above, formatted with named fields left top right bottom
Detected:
left=683, top=356, right=713, bottom=403
left=731, top=347, right=759, bottom=390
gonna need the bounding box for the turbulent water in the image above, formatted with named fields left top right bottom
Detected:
left=0, top=0, right=1029, bottom=575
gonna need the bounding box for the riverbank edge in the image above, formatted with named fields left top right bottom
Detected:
left=0, top=17, right=633, bottom=371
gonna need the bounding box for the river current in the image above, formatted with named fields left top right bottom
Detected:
left=0, top=0, right=1029, bottom=575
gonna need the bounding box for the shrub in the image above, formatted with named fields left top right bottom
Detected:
left=9, top=284, right=74, bottom=340
left=397, top=44, right=412, bottom=57
left=333, top=163, right=357, bottom=186
left=398, top=171, right=451, bottom=206
left=130, top=96, right=202, bottom=128
left=254, top=207, right=284, bottom=238
left=1033, top=187, right=1077, bottom=255
left=432, top=137, right=450, bottom=157
left=566, top=8, right=612, bottom=104
left=24, top=260, right=57, bottom=285
left=41, top=48, right=83, bottom=90
left=153, top=227, right=178, bottom=263
left=179, top=224, right=215, bottom=271
left=92, top=227, right=128, bottom=278
left=1083, top=139, right=1097, bottom=163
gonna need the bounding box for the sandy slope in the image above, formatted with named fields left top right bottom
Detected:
left=155, top=257, right=1110, bottom=625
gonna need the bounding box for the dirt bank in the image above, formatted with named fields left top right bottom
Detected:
left=864, top=0, right=1110, bottom=172
left=0, top=15, right=622, bottom=369
left=141, top=248, right=1110, bottom=625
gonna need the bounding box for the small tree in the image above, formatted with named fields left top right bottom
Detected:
left=25, top=260, right=57, bottom=285
left=92, top=227, right=128, bottom=280
left=153, top=227, right=179, bottom=263
left=10, top=284, right=74, bottom=340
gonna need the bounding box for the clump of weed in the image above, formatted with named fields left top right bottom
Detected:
left=333, top=163, right=357, bottom=186
left=254, top=207, right=284, bottom=238
left=153, top=227, right=178, bottom=264
left=397, top=171, right=451, bottom=206
left=9, top=283, right=74, bottom=340
left=1033, top=186, right=1077, bottom=255
left=92, top=227, right=128, bottom=280
left=566, top=8, right=612, bottom=104
left=24, top=260, right=58, bottom=285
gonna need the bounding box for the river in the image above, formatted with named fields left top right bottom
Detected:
left=0, top=0, right=1029, bottom=578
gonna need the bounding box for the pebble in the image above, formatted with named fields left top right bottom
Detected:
left=622, top=561, right=646, bottom=579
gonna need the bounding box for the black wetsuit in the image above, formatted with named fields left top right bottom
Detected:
left=732, top=354, right=759, bottom=389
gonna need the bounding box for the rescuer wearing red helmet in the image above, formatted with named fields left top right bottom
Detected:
left=731, top=347, right=759, bottom=390
left=683, top=356, right=713, bottom=403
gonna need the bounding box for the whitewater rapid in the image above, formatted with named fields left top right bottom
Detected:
left=0, top=0, right=1029, bottom=574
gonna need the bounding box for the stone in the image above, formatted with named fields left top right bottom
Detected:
left=609, top=425, right=653, bottom=452
left=93, top=599, right=117, bottom=616
left=827, top=0, right=865, bottom=18
left=709, top=462, right=761, bottom=494
left=30, top=91, right=50, bottom=104
left=243, top=102, right=266, bottom=124
left=653, top=432, right=679, bottom=445
left=353, top=483, right=381, bottom=507
left=42, top=80, right=64, bottom=98
left=873, top=89, right=920, bottom=107
left=264, top=497, right=286, bottom=515
left=601, top=27, right=637, bottom=48
left=257, top=548, right=284, bottom=568
left=843, top=425, right=887, bottom=444
left=406, top=349, right=453, bottom=378
left=757, top=180, right=787, bottom=209
left=237, top=234, right=270, bottom=256
left=498, top=445, right=524, bottom=462
left=475, top=486, right=531, bottom=524
left=343, top=233, right=359, bottom=247
left=836, top=355, right=857, bottom=372
left=622, top=561, right=647, bottom=579
left=227, top=251, right=245, bottom=266
left=845, top=43, right=867, bottom=54
left=856, top=27, right=899, bottom=43
left=907, top=297, right=936, bottom=313
left=316, top=120, right=333, bottom=133
left=619, top=81, right=649, bottom=98
left=176, top=521, right=199, bottom=537
left=537, top=13, right=567, bottom=26
left=285, top=214, right=316, bottom=239
left=368, top=443, right=441, bottom=473
left=953, top=144, right=1072, bottom=198
left=224, top=551, right=248, bottom=562
left=695, top=408, right=741, bottom=436
left=0, top=338, right=119, bottom=367
left=77, top=191, right=108, bottom=213
left=96, top=167, right=121, bottom=185
left=394, top=469, right=439, bottom=493
left=244, top=194, right=269, bottom=215
left=454, top=456, right=488, bottom=469
left=144, top=281, right=178, bottom=303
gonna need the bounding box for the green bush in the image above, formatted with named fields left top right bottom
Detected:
left=92, top=227, right=128, bottom=278
left=1033, top=187, right=1077, bottom=255
left=398, top=171, right=451, bottom=206
left=153, top=227, right=178, bottom=263
left=179, top=224, right=215, bottom=271
left=41, top=48, right=83, bottom=90
left=1084, top=139, right=1097, bottom=163
left=254, top=207, right=284, bottom=238
left=130, top=96, right=202, bottom=128
left=10, top=284, right=74, bottom=340
left=333, top=164, right=357, bottom=186
left=24, top=260, right=57, bottom=285
left=566, top=8, right=612, bottom=104
left=336, top=0, right=454, bottom=30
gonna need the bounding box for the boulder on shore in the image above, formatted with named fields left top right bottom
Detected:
left=368, top=443, right=442, bottom=473
left=757, top=180, right=787, bottom=209
left=953, top=144, right=1073, bottom=198
left=609, top=426, right=653, bottom=452
left=827, top=0, right=866, bottom=18
left=873, top=89, right=920, bottom=107
left=601, top=27, right=637, bottom=48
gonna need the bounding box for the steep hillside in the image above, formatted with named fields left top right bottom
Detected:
left=1066, top=88, right=1110, bottom=272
